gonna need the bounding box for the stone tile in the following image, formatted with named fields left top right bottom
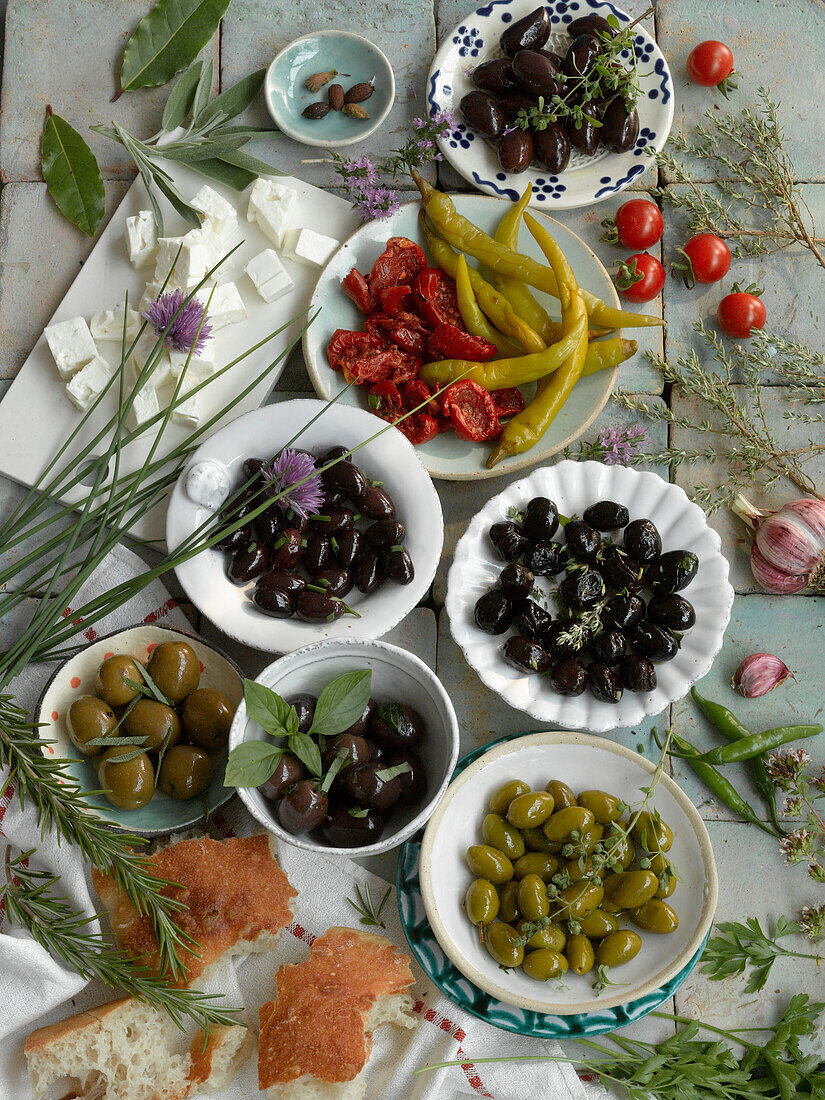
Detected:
left=656, top=0, right=825, bottom=182
left=220, top=0, right=436, bottom=188
left=0, top=181, right=130, bottom=379
left=671, top=593, right=825, bottom=820
left=0, top=0, right=219, bottom=182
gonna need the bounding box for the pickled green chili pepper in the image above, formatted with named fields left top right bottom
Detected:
left=696, top=724, right=822, bottom=765
left=491, top=184, right=559, bottom=345
left=454, top=253, right=521, bottom=357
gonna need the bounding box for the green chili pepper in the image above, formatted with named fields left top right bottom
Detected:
left=696, top=724, right=822, bottom=765
left=454, top=252, right=522, bottom=357
left=491, top=184, right=559, bottom=344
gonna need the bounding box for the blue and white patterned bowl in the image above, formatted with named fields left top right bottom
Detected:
left=428, top=0, right=673, bottom=209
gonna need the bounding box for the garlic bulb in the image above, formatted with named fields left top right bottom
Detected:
left=733, top=495, right=825, bottom=594
left=733, top=652, right=792, bottom=697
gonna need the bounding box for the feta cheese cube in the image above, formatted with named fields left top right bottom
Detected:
left=190, top=185, right=238, bottom=241
left=44, top=317, right=97, bottom=379
left=125, top=210, right=158, bottom=268
left=65, top=355, right=113, bottom=411
left=198, top=282, right=247, bottom=329
left=89, top=307, right=141, bottom=342
left=246, top=179, right=297, bottom=249
left=244, top=249, right=294, bottom=303
left=154, top=235, right=209, bottom=289
left=283, top=227, right=340, bottom=269
left=172, top=392, right=203, bottom=429
left=183, top=226, right=225, bottom=269
left=139, top=281, right=164, bottom=316
left=168, top=348, right=216, bottom=384
left=127, top=383, right=160, bottom=430
left=128, top=332, right=165, bottom=387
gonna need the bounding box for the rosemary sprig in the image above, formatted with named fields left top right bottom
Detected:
left=346, top=883, right=392, bottom=929
left=701, top=916, right=823, bottom=993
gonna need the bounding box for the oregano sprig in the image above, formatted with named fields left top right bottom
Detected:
left=700, top=916, right=823, bottom=992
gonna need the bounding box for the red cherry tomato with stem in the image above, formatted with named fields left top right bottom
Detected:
left=614, top=253, right=666, bottom=304
left=601, top=199, right=664, bottom=249
left=717, top=285, right=767, bottom=339
left=686, top=41, right=736, bottom=95
left=673, top=234, right=731, bottom=288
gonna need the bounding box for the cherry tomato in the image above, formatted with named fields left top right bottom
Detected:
left=614, top=253, right=666, bottom=303
left=686, top=41, right=734, bottom=88
left=717, top=291, right=766, bottom=339
left=604, top=199, right=664, bottom=249
left=677, top=234, right=731, bottom=287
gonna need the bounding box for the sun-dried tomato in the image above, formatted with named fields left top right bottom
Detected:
left=414, top=268, right=466, bottom=329
left=390, top=351, right=423, bottom=385
left=341, top=268, right=376, bottom=314
left=378, top=285, right=412, bottom=316
left=427, top=322, right=497, bottom=362
left=396, top=412, right=439, bottom=445
left=492, top=386, right=526, bottom=419
left=367, top=381, right=403, bottom=421
left=368, top=237, right=426, bottom=298
left=442, top=380, right=500, bottom=442
left=366, top=312, right=427, bottom=358
left=327, top=329, right=386, bottom=372
left=402, top=379, right=436, bottom=415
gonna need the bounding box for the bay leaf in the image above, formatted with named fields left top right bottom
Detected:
left=120, top=0, right=230, bottom=92
left=41, top=111, right=105, bottom=238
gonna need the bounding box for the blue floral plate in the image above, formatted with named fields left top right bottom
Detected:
left=427, top=0, right=673, bottom=209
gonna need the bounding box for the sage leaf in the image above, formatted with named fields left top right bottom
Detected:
left=220, top=148, right=286, bottom=177
left=191, top=156, right=258, bottom=191
left=196, top=68, right=267, bottom=127
left=162, top=61, right=205, bottom=132
left=41, top=111, right=105, bottom=238
left=191, top=57, right=215, bottom=121
left=244, top=678, right=291, bottom=735
left=151, top=170, right=202, bottom=227
left=309, top=670, right=371, bottom=739
left=120, top=0, right=230, bottom=92
left=288, top=732, right=323, bottom=779
left=224, top=741, right=283, bottom=788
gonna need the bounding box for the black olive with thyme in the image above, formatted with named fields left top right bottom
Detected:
left=600, top=545, right=644, bottom=592
left=499, top=562, right=535, bottom=598
left=503, top=635, right=551, bottom=674
left=512, top=596, right=553, bottom=639
left=583, top=500, right=630, bottom=530
left=603, top=592, right=645, bottom=632
left=588, top=662, right=624, bottom=704
left=559, top=568, right=606, bottom=609
left=564, top=520, right=602, bottom=562
left=489, top=520, right=528, bottom=561
left=624, top=519, right=662, bottom=563
left=619, top=655, right=657, bottom=693
left=475, top=590, right=515, bottom=634
left=550, top=658, right=588, bottom=696
left=589, top=629, right=627, bottom=665
left=523, top=496, right=559, bottom=542
left=523, top=540, right=568, bottom=576
left=646, top=550, right=699, bottom=594
left=632, top=622, right=680, bottom=662
left=647, top=594, right=696, bottom=631
left=543, top=619, right=591, bottom=659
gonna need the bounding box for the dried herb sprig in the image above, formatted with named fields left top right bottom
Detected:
left=346, top=883, right=392, bottom=929
left=767, top=748, right=825, bottom=886
left=701, top=915, right=823, bottom=993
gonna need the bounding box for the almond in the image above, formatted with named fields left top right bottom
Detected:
left=328, top=83, right=345, bottom=111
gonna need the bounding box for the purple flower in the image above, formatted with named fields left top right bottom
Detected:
left=598, top=423, right=650, bottom=465
left=800, top=903, right=825, bottom=940
left=341, top=156, right=379, bottom=183
left=262, top=448, right=324, bottom=519
left=431, top=108, right=458, bottom=129
left=142, top=289, right=211, bottom=354
left=406, top=83, right=418, bottom=100
left=353, top=183, right=401, bottom=223
left=412, top=116, right=427, bottom=129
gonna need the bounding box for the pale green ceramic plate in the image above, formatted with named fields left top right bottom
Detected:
left=303, top=197, right=622, bottom=481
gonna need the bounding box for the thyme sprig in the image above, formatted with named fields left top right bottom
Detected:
left=701, top=916, right=823, bottom=993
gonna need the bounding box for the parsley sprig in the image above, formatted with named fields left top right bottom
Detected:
left=701, top=916, right=824, bottom=992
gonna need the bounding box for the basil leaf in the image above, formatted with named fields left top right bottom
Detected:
left=189, top=156, right=257, bottom=191
left=348, top=806, right=370, bottom=818
left=41, top=111, right=105, bottom=238
left=320, top=746, right=351, bottom=794
left=309, top=670, right=371, bottom=739
left=224, top=741, right=283, bottom=788
left=196, top=68, right=267, bottom=128
left=288, top=732, right=323, bottom=778
left=374, top=761, right=412, bottom=783
left=285, top=706, right=300, bottom=738
left=162, top=61, right=204, bottom=131
left=120, top=0, right=230, bottom=93
left=244, top=679, right=291, bottom=735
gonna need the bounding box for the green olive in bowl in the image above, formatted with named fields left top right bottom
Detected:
left=181, top=688, right=235, bottom=752
left=67, top=695, right=117, bottom=756
left=147, top=641, right=200, bottom=704
left=97, top=655, right=144, bottom=708
left=98, top=745, right=155, bottom=810
left=122, top=699, right=181, bottom=752
left=158, top=745, right=213, bottom=800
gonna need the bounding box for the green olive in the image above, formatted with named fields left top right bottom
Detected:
left=147, top=641, right=200, bottom=704
left=516, top=918, right=566, bottom=951
left=522, top=826, right=556, bottom=852
left=98, top=745, right=155, bottom=810
left=489, top=779, right=531, bottom=815
left=513, top=853, right=559, bottom=881
left=631, top=810, right=673, bottom=853
left=522, top=949, right=568, bottom=982
left=602, top=869, right=659, bottom=910
left=578, top=909, right=618, bottom=939
left=542, top=805, right=595, bottom=845
left=596, top=929, right=642, bottom=968
left=636, top=852, right=677, bottom=898
left=122, top=698, right=181, bottom=753
left=507, top=791, right=555, bottom=830
left=564, top=857, right=596, bottom=883
left=482, top=813, right=526, bottom=859
left=577, top=790, right=622, bottom=824
left=517, top=873, right=549, bottom=921
left=66, top=695, right=117, bottom=756
left=158, top=745, right=213, bottom=800
left=545, top=779, right=577, bottom=811
left=602, top=823, right=635, bottom=869
left=484, top=922, right=524, bottom=968
left=566, top=933, right=596, bottom=975
left=97, top=655, right=144, bottom=708
left=466, top=844, right=514, bottom=885
left=578, top=821, right=604, bottom=856
left=181, top=688, right=235, bottom=752
left=464, top=879, right=500, bottom=926
left=629, top=898, right=680, bottom=934
left=498, top=880, right=522, bottom=924
left=552, top=881, right=604, bottom=920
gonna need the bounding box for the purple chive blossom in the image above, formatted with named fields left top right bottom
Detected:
left=142, top=289, right=211, bottom=354
left=598, top=423, right=650, bottom=465
left=262, top=448, right=324, bottom=519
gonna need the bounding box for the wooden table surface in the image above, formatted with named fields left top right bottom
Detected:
left=1, top=0, right=823, bottom=1076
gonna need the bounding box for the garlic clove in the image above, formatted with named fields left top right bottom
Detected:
left=732, top=652, right=793, bottom=698
left=749, top=544, right=808, bottom=594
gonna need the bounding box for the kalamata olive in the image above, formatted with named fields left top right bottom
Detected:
left=499, top=130, right=534, bottom=174
left=371, top=702, right=425, bottom=749
left=600, top=545, right=644, bottom=592
left=583, top=501, right=630, bottom=530
left=460, top=91, right=506, bottom=140
left=318, top=482, right=347, bottom=510
left=320, top=806, right=384, bottom=847
left=567, top=13, right=617, bottom=38
left=228, top=541, right=269, bottom=585
left=323, top=733, right=371, bottom=774
left=624, top=519, right=662, bottom=563
left=385, top=748, right=425, bottom=804
left=512, top=50, right=563, bottom=97
left=365, top=519, right=405, bottom=549
left=314, top=567, right=353, bottom=598
left=646, top=550, right=699, bottom=594
left=277, top=780, right=328, bottom=834
left=523, top=541, right=567, bottom=576
left=562, top=33, right=600, bottom=78
left=543, top=619, right=589, bottom=658
left=355, top=548, right=386, bottom=594
left=243, top=457, right=267, bottom=480
left=358, top=485, right=395, bottom=520
left=501, top=5, right=551, bottom=56
left=324, top=459, right=367, bottom=499
left=252, top=586, right=294, bottom=618
left=343, top=700, right=376, bottom=738
left=648, top=594, right=696, bottom=631
left=589, top=662, right=624, bottom=703
left=334, top=527, right=365, bottom=568
left=559, top=568, right=605, bottom=609
left=474, top=590, right=515, bottom=634
left=551, top=658, right=588, bottom=696
left=346, top=762, right=403, bottom=812
left=383, top=547, right=415, bottom=585
left=565, top=116, right=600, bottom=156
left=497, top=90, right=537, bottom=124
left=295, top=590, right=345, bottom=622
left=472, top=58, right=517, bottom=93
left=254, top=506, right=283, bottom=543
left=259, top=754, right=303, bottom=799
left=524, top=497, right=559, bottom=541
left=589, top=629, right=628, bottom=664
left=632, top=622, right=680, bottom=662
left=257, top=569, right=306, bottom=595
left=601, top=98, right=640, bottom=152
left=216, top=522, right=247, bottom=555
left=512, top=597, right=552, bottom=639
left=286, top=693, right=317, bottom=732
left=284, top=506, right=312, bottom=532
left=364, top=738, right=386, bottom=763
left=303, top=533, right=333, bottom=575
left=269, top=527, right=303, bottom=571
left=503, top=635, right=551, bottom=673
left=537, top=49, right=564, bottom=69
left=603, top=592, right=645, bottom=631
left=311, top=508, right=355, bottom=535
left=489, top=520, right=527, bottom=562
left=619, top=654, right=657, bottom=693
left=499, top=562, right=535, bottom=598
left=564, top=520, right=601, bottom=561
